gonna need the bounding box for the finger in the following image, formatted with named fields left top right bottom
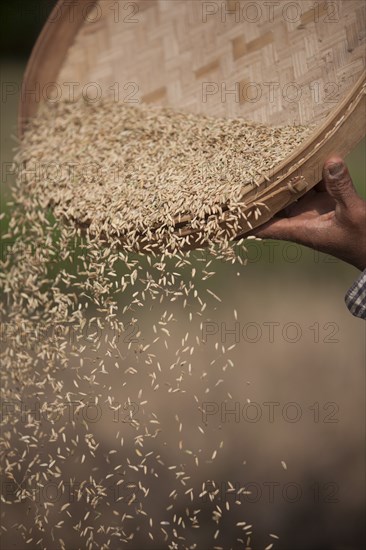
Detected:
left=323, top=157, right=358, bottom=210
left=254, top=216, right=317, bottom=245
left=253, top=215, right=344, bottom=254
left=264, top=191, right=334, bottom=225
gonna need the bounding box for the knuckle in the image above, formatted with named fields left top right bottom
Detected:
left=335, top=176, right=354, bottom=196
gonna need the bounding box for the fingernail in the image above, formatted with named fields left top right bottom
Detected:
left=327, top=162, right=344, bottom=176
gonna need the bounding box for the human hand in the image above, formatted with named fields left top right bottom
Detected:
left=254, top=157, right=366, bottom=271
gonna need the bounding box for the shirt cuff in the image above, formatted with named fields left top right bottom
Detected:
left=345, top=269, right=366, bottom=320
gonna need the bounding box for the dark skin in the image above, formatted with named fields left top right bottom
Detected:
left=254, top=156, right=366, bottom=271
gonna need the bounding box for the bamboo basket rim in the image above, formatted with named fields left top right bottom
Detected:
left=18, top=0, right=366, bottom=245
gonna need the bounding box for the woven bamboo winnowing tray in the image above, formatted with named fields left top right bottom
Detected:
left=19, top=0, right=366, bottom=244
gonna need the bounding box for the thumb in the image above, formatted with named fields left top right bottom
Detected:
left=322, top=157, right=358, bottom=211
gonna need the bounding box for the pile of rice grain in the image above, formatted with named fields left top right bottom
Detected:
left=0, top=100, right=311, bottom=549
left=16, top=99, right=312, bottom=250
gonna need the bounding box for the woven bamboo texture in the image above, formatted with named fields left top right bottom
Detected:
left=19, top=0, right=366, bottom=242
